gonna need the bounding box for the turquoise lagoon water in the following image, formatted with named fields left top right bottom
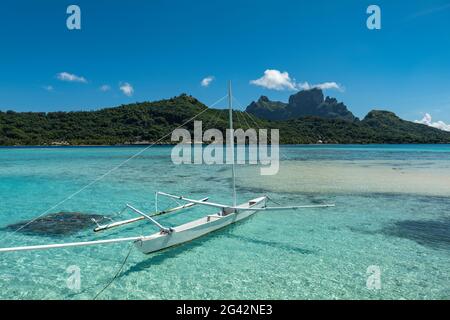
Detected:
left=0, top=145, right=449, bottom=299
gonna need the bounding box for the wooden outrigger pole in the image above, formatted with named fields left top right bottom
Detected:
left=93, top=198, right=209, bottom=232
left=0, top=236, right=144, bottom=253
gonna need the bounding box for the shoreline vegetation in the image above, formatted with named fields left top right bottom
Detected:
left=1, top=143, right=450, bottom=149
left=2, top=93, right=450, bottom=146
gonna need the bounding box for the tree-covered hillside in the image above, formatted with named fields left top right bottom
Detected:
left=1, top=94, right=450, bottom=145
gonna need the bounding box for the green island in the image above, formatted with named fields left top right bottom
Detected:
left=1, top=90, right=450, bottom=146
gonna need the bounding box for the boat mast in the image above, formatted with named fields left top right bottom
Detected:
left=228, top=81, right=237, bottom=208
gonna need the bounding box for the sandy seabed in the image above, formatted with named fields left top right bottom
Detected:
left=238, top=160, right=450, bottom=197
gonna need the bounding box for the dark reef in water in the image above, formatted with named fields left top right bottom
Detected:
left=381, top=218, right=450, bottom=250
left=3, top=212, right=107, bottom=237
left=348, top=215, right=450, bottom=251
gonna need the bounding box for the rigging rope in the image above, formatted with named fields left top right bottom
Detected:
left=266, top=195, right=283, bottom=206
left=208, top=109, right=225, bottom=131
left=93, top=242, right=134, bottom=300
left=235, top=110, right=248, bottom=130
left=243, top=108, right=291, bottom=161
left=239, top=110, right=252, bottom=129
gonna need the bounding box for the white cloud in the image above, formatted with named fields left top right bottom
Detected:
left=250, top=69, right=297, bottom=91
left=415, top=113, right=450, bottom=132
left=250, top=69, right=342, bottom=91
left=300, top=81, right=342, bottom=91
left=57, top=72, right=87, bottom=83
left=119, top=82, right=134, bottom=96
left=43, top=85, right=54, bottom=92
left=100, top=84, right=111, bottom=92
left=201, top=76, right=214, bottom=87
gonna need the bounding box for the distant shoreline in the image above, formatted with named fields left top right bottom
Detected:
left=1, top=143, right=450, bottom=148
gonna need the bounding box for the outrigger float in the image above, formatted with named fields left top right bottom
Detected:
left=0, top=82, right=334, bottom=255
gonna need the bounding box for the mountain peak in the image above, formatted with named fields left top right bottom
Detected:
left=246, top=88, right=357, bottom=122
left=258, top=95, right=270, bottom=102
left=364, top=110, right=399, bottom=120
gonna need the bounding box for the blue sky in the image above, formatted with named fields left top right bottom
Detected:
left=0, top=0, right=450, bottom=125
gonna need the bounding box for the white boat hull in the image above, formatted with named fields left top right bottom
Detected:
left=134, top=196, right=267, bottom=254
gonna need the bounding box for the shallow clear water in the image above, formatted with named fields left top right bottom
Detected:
left=0, top=145, right=449, bottom=299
